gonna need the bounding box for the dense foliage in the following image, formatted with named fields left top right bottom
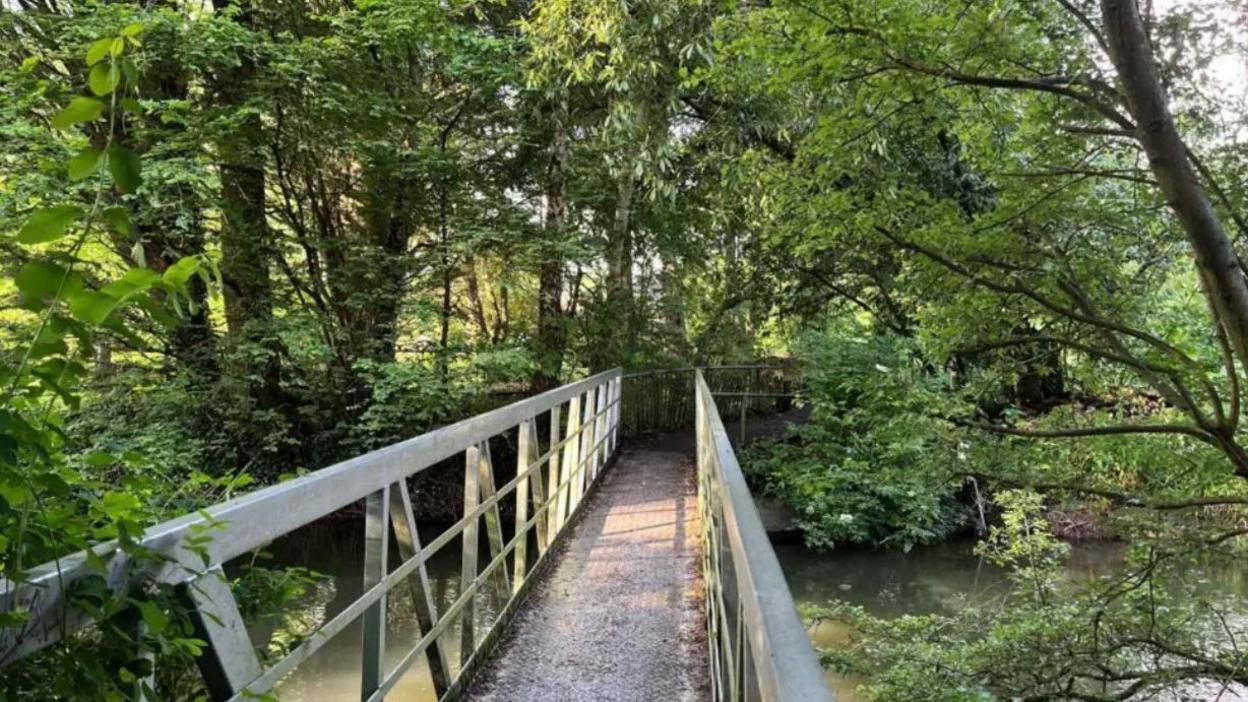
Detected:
left=746, top=331, right=971, bottom=549
left=6, top=0, right=1248, bottom=699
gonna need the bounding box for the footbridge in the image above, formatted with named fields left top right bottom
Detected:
left=1, top=368, right=832, bottom=701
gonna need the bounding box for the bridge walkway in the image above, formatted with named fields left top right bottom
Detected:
left=465, top=437, right=709, bottom=701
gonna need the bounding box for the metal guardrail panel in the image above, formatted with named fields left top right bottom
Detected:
left=1, top=369, right=624, bottom=702
left=695, top=370, right=832, bottom=702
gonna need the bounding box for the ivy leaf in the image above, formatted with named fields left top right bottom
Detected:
left=86, top=38, right=114, bottom=66
left=89, top=62, right=121, bottom=96
left=51, top=97, right=103, bottom=130
left=18, top=205, right=83, bottom=244
left=68, top=147, right=102, bottom=181
left=108, top=146, right=142, bottom=193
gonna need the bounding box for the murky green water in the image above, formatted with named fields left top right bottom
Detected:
left=775, top=539, right=1248, bottom=702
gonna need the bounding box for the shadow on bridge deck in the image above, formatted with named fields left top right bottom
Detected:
left=463, top=434, right=710, bottom=701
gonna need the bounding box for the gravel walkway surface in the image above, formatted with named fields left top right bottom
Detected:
left=463, top=442, right=709, bottom=702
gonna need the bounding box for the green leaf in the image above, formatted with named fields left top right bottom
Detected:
left=15, top=260, right=73, bottom=305
left=163, top=256, right=200, bottom=287
left=28, top=338, right=68, bottom=359
left=100, top=267, right=160, bottom=299
left=68, top=147, right=102, bottom=181
left=68, top=289, right=120, bottom=325
left=0, top=480, right=32, bottom=508
left=120, top=59, right=139, bottom=86
left=121, top=22, right=145, bottom=38
left=101, top=491, right=141, bottom=519
left=108, top=146, right=142, bottom=193
left=120, top=97, right=143, bottom=114
left=84, top=451, right=118, bottom=466
left=18, top=205, right=83, bottom=244
left=89, top=62, right=121, bottom=96
left=86, top=38, right=114, bottom=66
left=103, top=206, right=134, bottom=237
left=136, top=600, right=170, bottom=635
left=51, top=97, right=103, bottom=130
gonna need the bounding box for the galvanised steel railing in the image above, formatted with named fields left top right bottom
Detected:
left=695, top=369, right=831, bottom=702
left=0, top=369, right=622, bottom=701
left=622, top=364, right=798, bottom=439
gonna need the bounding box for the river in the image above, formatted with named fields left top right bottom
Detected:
left=776, top=539, right=1248, bottom=702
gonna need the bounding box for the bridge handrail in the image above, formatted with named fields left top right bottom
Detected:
left=621, top=363, right=800, bottom=438
left=695, top=369, right=832, bottom=702
left=1, top=368, right=623, bottom=701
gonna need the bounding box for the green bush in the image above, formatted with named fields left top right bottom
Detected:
left=745, top=332, right=970, bottom=549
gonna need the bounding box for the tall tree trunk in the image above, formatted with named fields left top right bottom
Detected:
left=601, top=166, right=636, bottom=370
left=439, top=209, right=452, bottom=382
left=533, top=101, right=569, bottom=392
left=465, top=264, right=490, bottom=342
left=606, top=170, right=635, bottom=299
left=1102, top=0, right=1248, bottom=373
left=659, top=256, right=689, bottom=356
left=437, top=129, right=453, bottom=384
left=212, top=0, right=282, bottom=413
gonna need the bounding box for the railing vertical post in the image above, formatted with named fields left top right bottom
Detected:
left=475, top=442, right=512, bottom=600
left=594, top=381, right=608, bottom=474
left=609, top=375, right=620, bottom=454
left=575, top=387, right=596, bottom=507
left=557, top=395, right=580, bottom=527
left=361, top=485, right=390, bottom=700
left=739, top=388, right=748, bottom=446
left=524, top=420, right=549, bottom=556
left=547, top=404, right=562, bottom=542
left=460, top=445, right=481, bottom=667
left=513, top=419, right=533, bottom=590
left=734, top=597, right=746, bottom=701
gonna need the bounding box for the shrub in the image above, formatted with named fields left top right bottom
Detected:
left=745, top=332, right=970, bottom=550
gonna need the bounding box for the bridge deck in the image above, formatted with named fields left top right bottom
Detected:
left=465, top=438, right=709, bottom=701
